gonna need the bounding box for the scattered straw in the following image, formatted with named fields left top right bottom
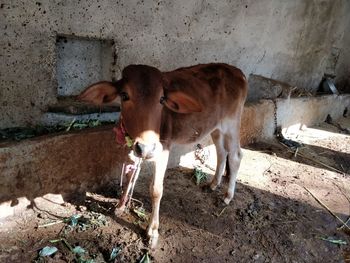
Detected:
left=293, top=147, right=299, bottom=158
left=215, top=207, right=228, bottom=217
left=38, top=220, right=64, bottom=228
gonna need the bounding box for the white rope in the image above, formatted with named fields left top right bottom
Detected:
left=119, top=157, right=143, bottom=209
left=127, top=158, right=142, bottom=208
left=120, top=163, right=125, bottom=190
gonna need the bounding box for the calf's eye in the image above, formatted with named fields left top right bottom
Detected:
left=120, top=92, right=129, bottom=101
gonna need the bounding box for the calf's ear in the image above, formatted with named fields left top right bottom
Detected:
left=77, top=81, right=119, bottom=105
left=163, top=91, right=203, bottom=113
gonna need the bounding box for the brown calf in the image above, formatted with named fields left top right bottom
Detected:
left=78, top=63, right=247, bottom=248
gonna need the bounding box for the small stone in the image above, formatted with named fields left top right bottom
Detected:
left=37, top=213, right=47, bottom=219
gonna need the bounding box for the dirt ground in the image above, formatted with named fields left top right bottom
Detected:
left=0, top=116, right=349, bottom=263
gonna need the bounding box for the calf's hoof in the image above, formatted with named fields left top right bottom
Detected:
left=223, top=191, right=234, bottom=205
left=203, top=180, right=220, bottom=192
left=223, top=197, right=231, bottom=205
left=147, top=228, right=159, bottom=249
left=201, top=184, right=214, bottom=193
left=114, top=205, right=126, bottom=217
left=148, top=235, right=159, bottom=249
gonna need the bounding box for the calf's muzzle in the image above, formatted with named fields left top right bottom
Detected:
left=133, top=141, right=157, bottom=159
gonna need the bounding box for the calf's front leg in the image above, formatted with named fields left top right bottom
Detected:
left=210, top=130, right=228, bottom=190
left=147, top=149, right=169, bottom=249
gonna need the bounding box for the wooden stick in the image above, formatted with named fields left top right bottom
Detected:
left=294, top=147, right=299, bottom=158
left=215, top=207, right=227, bottom=217
left=120, top=163, right=125, bottom=189
left=303, top=186, right=350, bottom=231
left=339, top=217, right=350, bottom=230
left=38, top=220, right=64, bottom=228
left=65, top=118, right=76, bottom=132
left=332, top=182, right=350, bottom=204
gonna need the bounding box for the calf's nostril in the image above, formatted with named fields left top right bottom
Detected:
left=134, top=142, right=157, bottom=158
left=134, top=142, right=144, bottom=157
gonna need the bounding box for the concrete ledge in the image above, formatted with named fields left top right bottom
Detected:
left=277, top=95, right=350, bottom=133
left=0, top=126, right=128, bottom=217
left=241, top=100, right=275, bottom=144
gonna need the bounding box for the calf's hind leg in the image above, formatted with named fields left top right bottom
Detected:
left=223, top=134, right=243, bottom=205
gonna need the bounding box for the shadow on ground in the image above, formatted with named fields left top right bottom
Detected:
left=247, top=141, right=350, bottom=174
left=84, top=165, right=350, bottom=263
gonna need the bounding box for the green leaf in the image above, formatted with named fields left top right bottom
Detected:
left=73, top=123, right=88, bottom=129
left=73, top=246, right=86, bottom=255
left=89, top=120, right=101, bottom=127
left=133, top=207, right=148, bottom=221
left=39, top=246, right=58, bottom=257
left=125, top=136, right=133, bottom=148
left=65, top=118, right=76, bottom=131
left=194, top=168, right=209, bottom=185
left=65, top=214, right=81, bottom=227
left=109, top=246, right=122, bottom=261
left=320, top=237, right=347, bottom=245
left=139, top=252, right=151, bottom=263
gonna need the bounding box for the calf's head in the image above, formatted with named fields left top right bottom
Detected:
left=78, top=65, right=202, bottom=159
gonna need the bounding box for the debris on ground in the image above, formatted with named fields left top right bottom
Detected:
left=132, top=207, right=148, bottom=221
left=0, top=119, right=115, bottom=142
left=109, top=246, right=122, bottom=261
left=139, top=252, right=151, bottom=263
left=275, top=127, right=303, bottom=149
left=275, top=126, right=345, bottom=174
left=46, top=239, right=95, bottom=263
left=325, top=114, right=350, bottom=134
left=38, top=246, right=58, bottom=257
left=38, top=211, right=108, bottom=233
left=320, top=237, right=347, bottom=245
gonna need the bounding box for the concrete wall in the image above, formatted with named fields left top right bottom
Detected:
left=1, top=0, right=350, bottom=128
left=334, top=7, right=350, bottom=93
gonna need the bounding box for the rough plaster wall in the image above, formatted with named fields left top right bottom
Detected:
left=334, top=1, right=350, bottom=93
left=1, top=0, right=350, bottom=128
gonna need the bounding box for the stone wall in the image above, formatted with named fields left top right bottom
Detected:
left=1, top=0, right=350, bottom=128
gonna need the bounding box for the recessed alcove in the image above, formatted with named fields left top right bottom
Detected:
left=56, top=35, right=117, bottom=96
left=43, top=35, right=120, bottom=125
